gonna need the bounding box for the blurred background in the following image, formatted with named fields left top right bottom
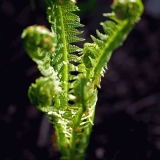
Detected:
left=0, top=0, right=160, bottom=159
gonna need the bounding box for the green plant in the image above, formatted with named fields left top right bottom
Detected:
left=21, top=0, right=144, bottom=159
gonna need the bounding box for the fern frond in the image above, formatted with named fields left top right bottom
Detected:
left=82, top=0, right=144, bottom=87
left=47, top=0, right=85, bottom=98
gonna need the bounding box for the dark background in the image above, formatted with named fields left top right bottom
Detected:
left=1, top=0, right=160, bottom=159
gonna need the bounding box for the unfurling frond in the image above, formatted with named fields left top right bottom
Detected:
left=22, top=0, right=143, bottom=159
left=82, top=0, right=144, bottom=87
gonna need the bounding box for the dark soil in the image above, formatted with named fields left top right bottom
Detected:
left=1, top=0, right=160, bottom=160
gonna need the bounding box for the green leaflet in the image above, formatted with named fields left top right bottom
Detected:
left=22, top=0, right=143, bottom=159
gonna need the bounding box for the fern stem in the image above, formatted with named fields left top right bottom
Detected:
left=54, top=124, right=69, bottom=158
left=70, top=108, right=83, bottom=160
left=76, top=106, right=96, bottom=160
left=57, top=5, right=69, bottom=97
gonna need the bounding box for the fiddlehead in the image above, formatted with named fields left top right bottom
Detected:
left=22, top=25, right=57, bottom=76
left=21, top=25, right=56, bottom=56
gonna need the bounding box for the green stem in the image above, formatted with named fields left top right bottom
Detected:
left=69, top=108, right=83, bottom=160
left=93, top=20, right=132, bottom=82
left=58, top=5, right=69, bottom=97
left=76, top=106, right=96, bottom=160
left=55, top=123, right=69, bottom=158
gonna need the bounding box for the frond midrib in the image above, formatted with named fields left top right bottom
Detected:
left=92, top=20, right=130, bottom=83
left=58, top=5, right=69, bottom=96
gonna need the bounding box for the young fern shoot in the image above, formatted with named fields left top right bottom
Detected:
left=21, top=0, right=144, bottom=159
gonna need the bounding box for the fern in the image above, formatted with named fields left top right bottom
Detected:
left=21, top=0, right=144, bottom=159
